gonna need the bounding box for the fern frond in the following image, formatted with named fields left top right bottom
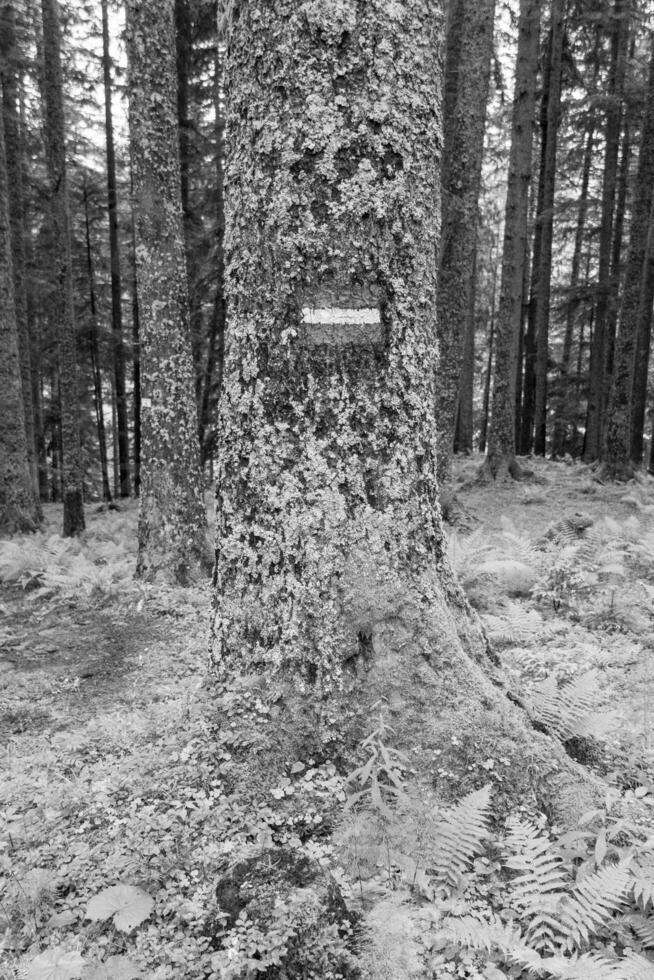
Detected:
left=439, top=911, right=541, bottom=970
left=633, top=877, right=654, bottom=913
left=504, top=817, right=569, bottom=902
left=431, top=785, right=492, bottom=885
left=622, top=949, right=654, bottom=979
left=627, top=912, right=654, bottom=948
left=558, top=864, right=630, bottom=950
left=542, top=950, right=649, bottom=979
left=528, top=673, right=604, bottom=741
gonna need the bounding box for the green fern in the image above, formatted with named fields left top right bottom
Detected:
left=627, top=912, right=654, bottom=948
left=430, top=784, right=492, bottom=886
left=527, top=672, right=614, bottom=741
left=558, top=863, right=631, bottom=950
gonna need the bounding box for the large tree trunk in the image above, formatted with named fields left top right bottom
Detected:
left=125, top=0, right=208, bottom=584
left=436, top=0, right=495, bottom=487
left=0, top=88, right=41, bottom=531
left=601, top=36, right=654, bottom=480
left=212, top=0, right=601, bottom=850
left=1, top=1, right=40, bottom=504
left=101, top=0, right=130, bottom=498
left=41, top=0, right=85, bottom=536
left=532, top=0, right=565, bottom=456
left=583, top=0, right=629, bottom=462
left=481, top=0, right=541, bottom=480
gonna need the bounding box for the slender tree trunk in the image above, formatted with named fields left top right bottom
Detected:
left=198, top=41, right=226, bottom=468
left=131, top=221, right=141, bottom=496
left=0, top=89, right=41, bottom=531
left=519, top=122, right=543, bottom=454
left=532, top=0, right=566, bottom=455
left=213, top=7, right=600, bottom=903
left=482, top=0, right=541, bottom=480
left=82, top=180, right=111, bottom=503
left=630, top=200, right=654, bottom=464
left=551, top=112, right=596, bottom=457
left=478, top=272, right=497, bottom=455
left=41, top=0, right=85, bottom=535
left=125, top=0, right=208, bottom=584
left=601, top=35, right=654, bottom=480
left=454, top=245, right=476, bottom=454
left=436, top=0, right=495, bottom=487
left=101, top=0, right=130, bottom=497
left=584, top=0, right=629, bottom=461
left=1, top=1, right=40, bottom=503
left=603, top=112, right=632, bottom=412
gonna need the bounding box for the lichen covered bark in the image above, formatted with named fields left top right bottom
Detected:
left=0, top=98, right=40, bottom=532
left=213, top=0, right=602, bottom=822
left=125, top=0, right=209, bottom=584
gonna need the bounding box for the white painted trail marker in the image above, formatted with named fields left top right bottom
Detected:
left=301, top=306, right=382, bottom=346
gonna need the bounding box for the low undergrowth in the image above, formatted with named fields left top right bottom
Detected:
left=2, top=462, right=654, bottom=978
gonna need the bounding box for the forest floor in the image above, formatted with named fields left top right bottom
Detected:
left=1, top=457, right=654, bottom=980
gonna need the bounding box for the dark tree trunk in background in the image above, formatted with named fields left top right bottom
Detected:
left=199, top=42, right=226, bottom=468
left=584, top=0, right=629, bottom=461
left=630, top=202, right=654, bottom=464
left=551, top=109, right=596, bottom=457
left=101, top=0, right=130, bottom=497
left=482, top=0, right=541, bottom=480
left=602, top=37, right=654, bottom=480
left=41, top=0, right=85, bottom=535
left=604, top=111, right=633, bottom=411
left=479, top=260, right=498, bottom=454
left=0, top=91, right=41, bottom=531
left=519, top=130, right=542, bottom=455
left=212, top=5, right=599, bottom=898
left=82, top=180, right=111, bottom=503
left=436, top=0, right=495, bottom=487
left=454, top=245, right=477, bottom=454
left=126, top=0, right=208, bottom=584
left=532, top=0, right=565, bottom=456
left=1, top=1, right=40, bottom=502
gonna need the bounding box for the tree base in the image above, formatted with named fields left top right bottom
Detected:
left=476, top=453, right=534, bottom=483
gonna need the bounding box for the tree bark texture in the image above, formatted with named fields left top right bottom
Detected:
left=41, top=0, right=85, bottom=535
left=101, top=0, right=130, bottom=497
left=584, top=0, right=629, bottom=461
left=601, top=36, right=654, bottom=480
left=483, top=0, right=541, bottom=480
left=125, top=0, right=208, bottom=584
left=1, top=0, right=40, bottom=502
left=212, top=0, right=601, bottom=829
left=0, top=92, right=41, bottom=532
left=436, top=0, right=495, bottom=486
left=454, top=246, right=476, bottom=454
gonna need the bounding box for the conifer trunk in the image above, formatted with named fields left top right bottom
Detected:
left=1, top=1, right=40, bottom=503
left=630, top=203, right=654, bottom=464
left=41, top=0, right=85, bottom=535
left=101, top=0, right=130, bottom=497
left=125, top=0, right=208, bottom=584
left=436, top=0, right=495, bottom=486
left=532, top=0, right=565, bottom=456
left=0, top=89, right=41, bottom=531
left=213, top=0, right=601, bottom=824
left=481, top=0, right=541, bottom=480
left=601, top=37, right=654, bottom=480
left=584, top=0, right=629, bottom=461
left=82, top=180, right=112, bottom=503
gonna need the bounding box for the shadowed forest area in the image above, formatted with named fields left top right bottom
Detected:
left=3, top=0, right=654, bottom=978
